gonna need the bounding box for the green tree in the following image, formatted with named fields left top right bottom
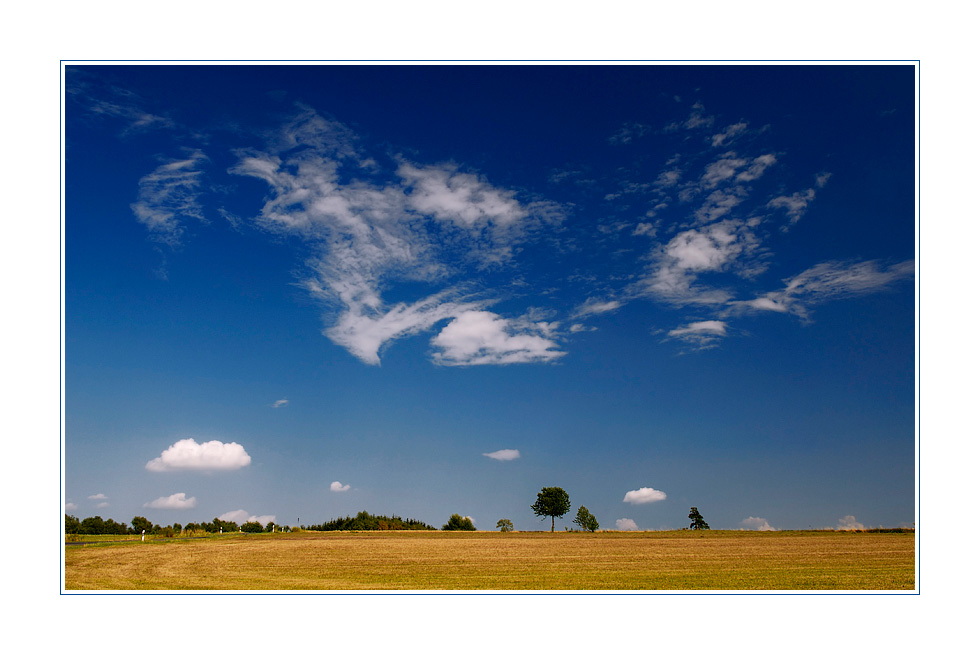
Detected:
left=572, top=505, right=599, bottom=532
left=442, top=513, right=476, bottom=531
left=531, top=486, right=571, bottom=532
left=496, top=518, right=514, bottom=532
left=65, top=514, right=80, bottom=534
left=688, top=507, right=710, bottom=530
left=132, top=516, right=153, bottom=534
left=241, top=521, right=264, bottom=533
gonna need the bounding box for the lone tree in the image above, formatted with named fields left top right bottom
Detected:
left=573, top=505, right=599, bottom=532
left=496, top=518, right=514, bottom=532
left=531, top=486, right=571, bottom=532
left=442, top=513, right=476, bottom=531
left=689, top=507, right=710, bottom=530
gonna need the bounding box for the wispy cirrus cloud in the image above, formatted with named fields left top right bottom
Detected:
left=146, top=438, right=251, bottom=472
left=664, top=320, right=728, bottom=351
left=130, top=150, right=208, bottom=247
left=732, top=259, right=915, bottom=320
left=67, top=72, right=176, bottom=136
left=228, top=106, right=564, bottom=366
left=482, top=449, right=520, bottom=461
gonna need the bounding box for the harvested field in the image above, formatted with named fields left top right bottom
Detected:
left=64, top=530, right=915, bottom=591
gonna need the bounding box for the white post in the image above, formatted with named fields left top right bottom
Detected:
left=141, top=529, right=145, bottom=542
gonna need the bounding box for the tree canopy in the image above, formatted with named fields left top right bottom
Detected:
left=496, top=518, right=514, bottom=532
left=689, top=507, right=710, bottom=530
left=442, top=513, right=476, bottom=531
left=573, top=505, right=599, bottom=532
left=531, top=486, right=571, bottom=532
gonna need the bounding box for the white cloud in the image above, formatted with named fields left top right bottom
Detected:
left=665, top=320, right=728, bottom=351
left=684, top=102, right=715, bottom=130
left=130, top=150, right=208, bottom=247
left=218, top=510, right=276, bottom=525
left=711, top=121, right=749, bottom=147
left=88, top=493, right=107, bottom=500
left=623, top=487, right=667, bottom=504
left=398, top=162, right=529, bottom=229
left=482, top=449, right=520, bottom=461
left=272, top=398, right=288, bottom=408
left=768, top=188, right=817, bottom=225
left=228, top=108, right=565, bottom=366
left=144, top=492, right=197, bottom=509
left=573, top=298, right=623, bottom=318
left=146, top=438, right=252, bottom=472
left=739, top=516, right=776, bottom=531
left=330, top=481, right=351, bottom=492
left=569, top=323, right=597, bottom=333
left=66, top=502, right=78, bottom=511
left=608, top=122, right=651, bottom=145
left=733, top=259, right=915, bottom=320
left=615, top=518, right=639, bottom=531
left=431, top=310, right=565, bottom=366
left=836, top=515, right=866, bottom=531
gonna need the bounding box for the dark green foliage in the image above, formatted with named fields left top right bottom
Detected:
left=442, top=513, right=477, bottom=531
left=689, top=507, right=710, bottom=530
left=531, top=486, right=571, bottom=532
left=496, top=518, right=514, bottom=532
left=207, top=518, right=239, bottom=533
left=241, top=521, right=264, bottom=533
left=131, top=516, right=153, bottom=533
left=305, top=511, right=436, bottom=531
left=65, top=514, right=80, bottom=534
left=573, top=506, right=599, bottom=532
left=265, top=521, right=276, bottom=532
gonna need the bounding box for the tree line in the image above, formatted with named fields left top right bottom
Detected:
left=303, top=511, right=435, bottom=531
left=65, top=514, right=291, bottom=536
left=66, top=492, right=714, bottom=535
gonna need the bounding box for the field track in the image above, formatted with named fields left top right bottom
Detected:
left=64, top=530, right=915, bottom=591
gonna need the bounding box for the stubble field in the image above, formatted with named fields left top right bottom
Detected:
left=63, top=530, right=915, bottom=591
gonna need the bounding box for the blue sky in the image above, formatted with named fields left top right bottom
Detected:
left=64, top=64, right=915, bottom=532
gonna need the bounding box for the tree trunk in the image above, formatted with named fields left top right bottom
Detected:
left=551, top=516, right=555, bottom=532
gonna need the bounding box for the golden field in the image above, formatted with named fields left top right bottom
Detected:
left=64, top=529, right=915, bottom=591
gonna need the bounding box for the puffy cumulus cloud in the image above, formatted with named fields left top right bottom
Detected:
left=616, top=518, right=639, bottom=531
left=146, top=438, right=251, bottom=472
left=739, top=516, right=776, bottom=531
left=330, top=481, right=351, bottom=492
left=835, top=515, right=866, bottom=531
left=88, top=493, right=107, bottom=500
left=66, top=501, right=78, bottom=511
left=219, top=510, right=276, bottom=525
left=397, top=162, right=528, bottom=230
left=144, top=492, right=197, bottom=509
left=431, top=310, right=565, bottom=366
left=623, top=487, right=667, bottom=504
left=483, top=449, right=520, bottom=461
